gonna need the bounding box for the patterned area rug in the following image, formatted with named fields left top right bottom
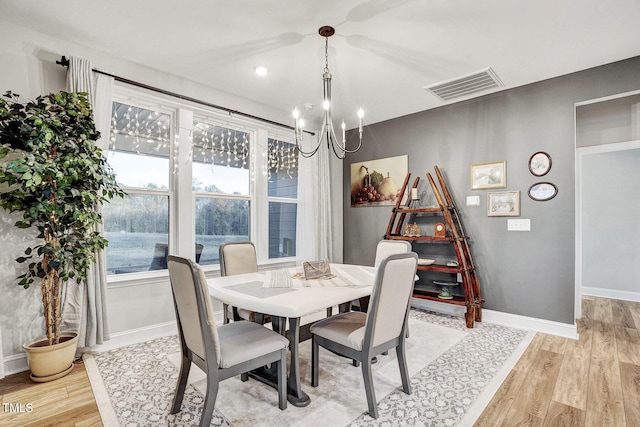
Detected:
left=84, top=309, right=534, bottom=426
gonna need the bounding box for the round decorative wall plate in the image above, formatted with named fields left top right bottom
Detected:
left=529, top=151, right=552, bottom=176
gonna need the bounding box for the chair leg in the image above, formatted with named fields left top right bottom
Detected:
left=277, top=349, right=287, bottom=410
left=311, top=336, right=319, bottom=387
left=361, top=356, right=378, bottom=419
left=199, top=373, right=219, bottom=427
left=396, top=342, right=412, bottom=395
left=222, top=304, right=230, bottom=324
left=170, top=353, right=192, bottom=414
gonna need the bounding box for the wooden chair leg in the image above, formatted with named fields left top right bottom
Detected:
left=361, top=356, right=378, bottom=419
left=170, top=353, right=192, bottom=414
left=199, top=374, right=219, bottom=427
left=396, top=342, right=412, bottom=395
left=277, top=349, right=287, bottom=410
left=311, top=336, right=319, bottom=387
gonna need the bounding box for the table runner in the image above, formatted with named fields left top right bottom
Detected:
left=264, top=264, right=375, bottom=288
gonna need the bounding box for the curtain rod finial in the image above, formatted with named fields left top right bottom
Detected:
left=56, top=56, right=69, bottom=67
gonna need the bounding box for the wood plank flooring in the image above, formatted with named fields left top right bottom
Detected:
left=476, top=296, right=640, bottom=427
left=1, top=296, right=638, bottom=426
left=0, top=360, right=102, bottom=427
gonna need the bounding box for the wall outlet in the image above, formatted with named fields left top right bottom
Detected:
left=507, top=219, right=531, bottom=231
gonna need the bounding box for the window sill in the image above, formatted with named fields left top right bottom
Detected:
left=107, top=258, right=298, bottom=288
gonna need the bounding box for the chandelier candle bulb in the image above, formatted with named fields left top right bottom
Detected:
left=341, top=121, right=346, bottom=143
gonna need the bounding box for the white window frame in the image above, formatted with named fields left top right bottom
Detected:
left=265, top=135, right=299, bottom=261
left=106, top=85, right=299, bottom=286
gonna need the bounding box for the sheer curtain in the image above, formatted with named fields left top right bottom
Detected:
left=296, top=133, right=334, bottom=262
left=64, top=56, right=114, bottom=348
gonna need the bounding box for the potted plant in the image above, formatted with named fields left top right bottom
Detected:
left=0, top=91, right=124, bottom=381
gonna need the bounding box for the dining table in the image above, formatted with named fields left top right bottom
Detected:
left=207, top=263, right=377, bottom=407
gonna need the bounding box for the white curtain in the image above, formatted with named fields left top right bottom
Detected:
left=296, top=134, right=334, bottom=262
left=63, top=56, right=113, bottom=348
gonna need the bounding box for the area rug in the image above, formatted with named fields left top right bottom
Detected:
left=84, top=309, right=534, bottom=426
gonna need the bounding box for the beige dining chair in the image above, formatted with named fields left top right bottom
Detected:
left=219, top=241, right=267, bottom=324
left=310, top=252, right=418, bottom=419
left=167, top=255, right=289, bottom=427
left=374, top=239, right=412, bottom=267
left=353, top=240, right=412, bottom=313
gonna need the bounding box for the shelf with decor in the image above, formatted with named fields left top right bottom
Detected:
left=384, top=166, right=484, bottom=328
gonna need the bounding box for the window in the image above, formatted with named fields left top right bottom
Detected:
left=103, top=101, right=173, bottom=274
left=193, top=120, right=252, bottom=265
left=267, top=138, right=298, bottom=259
left=101, top=87, right=300, bottom=278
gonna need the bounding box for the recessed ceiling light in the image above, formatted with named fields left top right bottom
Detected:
left=254, top=66, right=268, bottom=76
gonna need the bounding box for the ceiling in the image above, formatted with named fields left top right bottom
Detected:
left=3, top=0, right=640, bottom=129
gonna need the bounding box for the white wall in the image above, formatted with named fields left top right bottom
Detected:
left=579, top=142, right=640, bottom=301
left=0, top=20, right=344, bottom=376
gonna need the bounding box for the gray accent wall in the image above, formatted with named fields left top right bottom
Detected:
left=343, top=56, right=640, bottom=325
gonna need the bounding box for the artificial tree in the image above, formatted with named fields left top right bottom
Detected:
left=0, top=91, right=124, bottom=347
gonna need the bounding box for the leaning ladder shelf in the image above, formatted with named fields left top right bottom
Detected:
left=384, top=165, right=484, bottom=328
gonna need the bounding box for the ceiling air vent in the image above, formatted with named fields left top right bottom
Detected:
left=424, top=67, right=503, bottom=102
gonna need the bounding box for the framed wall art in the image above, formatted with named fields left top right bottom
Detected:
left=528, top=182, right=558, bottom=201
left=470, top=160, right=506, bottom=190
left=350, top=155, right=408, bottom=207
left=529, top=151, right=552, bottom=176
left=487, top=191, right=520, bottom=217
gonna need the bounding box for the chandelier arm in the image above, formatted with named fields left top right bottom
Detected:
left=327, top=121, right=347, bottom=160
left=295, top=122, right=323, bottom=157
left=338, top=131, right=364, bottom=154
left=295, top=137, right=322, bottom=157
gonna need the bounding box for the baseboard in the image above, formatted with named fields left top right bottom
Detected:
left=4, top=301, right=581, bottom=376
left=582, top=286, right=640, bottom=302
left=2, top=321, right=178, bottom=377
left=85, top=321, right=178, bottom=353
left=411, top=298, right=578, bottom=339
left=3, top=352, right=29, bottom=378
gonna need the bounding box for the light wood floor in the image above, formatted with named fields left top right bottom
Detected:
left=1, top=296, right=638, bottom=427
left=0, top=360, right=102, bottom=426
left=476, top=296, right=640, bottom=426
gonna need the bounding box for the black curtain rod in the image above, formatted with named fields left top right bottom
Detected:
left=56, top=56, right=313, bottom=135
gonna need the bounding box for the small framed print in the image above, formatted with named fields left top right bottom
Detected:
left=529, top=151, right=552, bottom=176
left=528, top=182, right=558, bottom=201
left=470, top=160, right=506, bottom=190
left=487, top=191, right=520, bottom=217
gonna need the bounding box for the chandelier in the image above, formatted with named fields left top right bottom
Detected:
left=293, top=26, right=364, bottom=159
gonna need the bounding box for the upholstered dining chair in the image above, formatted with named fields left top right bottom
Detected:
left=310, top=252, right=419, bottom=419
left=219, top=241, right=266, bottom=324
left=374, top=239, right=412, bottom=267
left=353, top=240, right=412, bottom=314
left=167, top=255, right=289, bottom=427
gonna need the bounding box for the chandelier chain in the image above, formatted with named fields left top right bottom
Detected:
left=324, top=36, right=330, bottom=73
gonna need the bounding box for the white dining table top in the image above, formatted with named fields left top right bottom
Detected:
left=207, top=263, right=377, bottom=319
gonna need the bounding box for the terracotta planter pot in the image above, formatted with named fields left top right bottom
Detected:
left=23, top=332, right=78, bottom=382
